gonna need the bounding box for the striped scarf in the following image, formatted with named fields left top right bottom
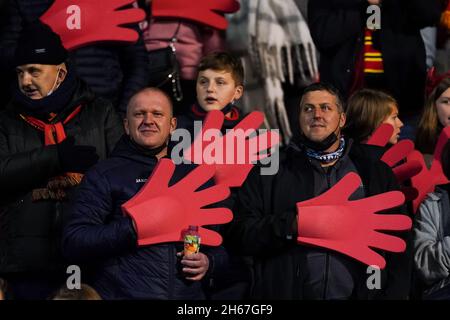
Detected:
left=305, top=137, right=346, bottom=164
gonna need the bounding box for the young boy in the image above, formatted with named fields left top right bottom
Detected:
left=175, top=51, right=244, bottom=136
left=171, top=52, right=250, bottom=300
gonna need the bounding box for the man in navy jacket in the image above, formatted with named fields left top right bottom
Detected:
left=62, top=87, right=230, bottom=299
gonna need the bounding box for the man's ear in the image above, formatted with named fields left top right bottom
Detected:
left=123, top=118, right=130, bottom=135
left=170, top=117, right=177, bottom=134
left=57, top=63, right=67, bottom=82
left=339, top=112, right=346, bottom=128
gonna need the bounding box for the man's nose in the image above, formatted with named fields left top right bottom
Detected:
left=143, top=113, right=154, bottom=124
left=312, top=107, right=323, bottom=118
left=19, top=73, right=32, bottom=87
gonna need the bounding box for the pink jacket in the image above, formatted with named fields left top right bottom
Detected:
left=141, top=19, right=225, bottom=80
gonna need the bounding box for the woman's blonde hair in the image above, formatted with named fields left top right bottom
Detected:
left=416, top=77, right=450, bottom=154
left=344, top=89, right=397, bottom=143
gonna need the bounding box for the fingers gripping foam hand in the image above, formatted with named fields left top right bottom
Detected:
left=296, top=173, right=412, bottom=269
left=409, top=126, right=450, bottom=213
left=152, top=0, right=240, bottom=30
left=40, top=0, right=146, bottom=50
left=183, top=110, right=281, bottom=188
left=122, top=159, right=233, bottom=247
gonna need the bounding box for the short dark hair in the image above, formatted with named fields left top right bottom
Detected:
left=198, top=52, right=244, bottom=86
left=300, top=82, right=345, bottom=112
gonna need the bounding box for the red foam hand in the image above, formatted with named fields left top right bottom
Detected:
left=122, top=159, right=232, bottom=247
left=40, top=0, right=145, bottom=50
left=297, top=172, right=411, bottom=269
left=151, top=0, right=240, bottom=30
left=184, top=110, right=280, bottom=188
left=366, top=123, right=394, bottom=147
left=409, top=126, right=450, bottom=213
left=366, top=124, right=423, bottom=200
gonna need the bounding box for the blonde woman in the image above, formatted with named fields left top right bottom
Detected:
left=344, top=89, right=404, bottom=145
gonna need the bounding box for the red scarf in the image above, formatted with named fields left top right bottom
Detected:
left=20, top=105, right=84, bottom=201
left=20, top=105, right=82, bottom=145
left=191, top=103, right=239, bottom=121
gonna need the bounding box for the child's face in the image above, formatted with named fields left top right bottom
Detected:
left=196, top=69, right=243, bottom=112
left=382, top=104, right=403, bottom=144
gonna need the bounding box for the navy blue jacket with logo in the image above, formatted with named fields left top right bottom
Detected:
left=62, top=135, right=231, bottom=299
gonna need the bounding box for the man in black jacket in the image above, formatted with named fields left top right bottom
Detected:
left=0, top=21, right=123, bottom=299
left=62, top=87, right=231, bottom=299
left=0, top=0, right=149, bottom=115
left=226, top=82, right=411, bottom=299
left=308, top=0, right=442, bottom=119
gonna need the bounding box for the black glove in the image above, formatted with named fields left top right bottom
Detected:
left=57, top=137, right=99, bottom=173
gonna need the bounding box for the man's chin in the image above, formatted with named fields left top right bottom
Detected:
left=21, top=91, right=42, bottom=100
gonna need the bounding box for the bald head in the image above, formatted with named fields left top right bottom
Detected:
left=127, top=87, right=174, bottom=118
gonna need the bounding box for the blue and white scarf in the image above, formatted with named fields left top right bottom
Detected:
left=305, top=137, right=346, bottom=163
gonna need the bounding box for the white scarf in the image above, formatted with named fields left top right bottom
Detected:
left=227, top=0, right=318, bottom=144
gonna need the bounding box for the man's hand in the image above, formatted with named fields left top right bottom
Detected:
left=297, top=172, right=411, bottom=269
left=122, top=159, right=232, bottom=246
left=177, top=251, right=209, bottom=281
left=152, top=0, right=240, bottom=30
left=40, top=0, right=145, bottom=50
left=184, top=110, right=280, bottom=188
left=368, top=0, right=381, bottom=5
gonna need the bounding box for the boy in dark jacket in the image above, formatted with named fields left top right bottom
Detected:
left=173, top=51, right=251, bottom=299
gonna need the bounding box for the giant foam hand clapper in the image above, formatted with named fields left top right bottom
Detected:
left=152, top=0, right=240, bottom=30
left=296, top=172, right=412, bottom=269
left=366, top=124, right=423, bottom=200
left=409, top=126, right=450, bottom=213
left=40, top=0, right=145, bottom=50
left=183, top=110, right=280, bottom=188
left=122, top=159, right=232, bottom=247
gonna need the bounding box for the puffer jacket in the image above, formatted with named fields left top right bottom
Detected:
left=0, top=79, right=123, bottom=274
left=62, top=135, right=231, bottom=300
